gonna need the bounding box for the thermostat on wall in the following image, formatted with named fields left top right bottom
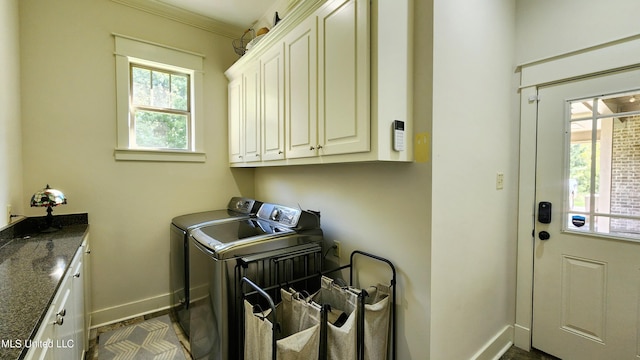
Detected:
left=393, top=120, right=405, bottom=151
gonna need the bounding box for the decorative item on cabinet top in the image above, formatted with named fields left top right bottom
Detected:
left=246, top=28, right=270, bottom=52
left=274, top=11, right=281, bottom=26
left=232, top=28, right=255, bottom=56
left=234, top=27, right=271, bottom=55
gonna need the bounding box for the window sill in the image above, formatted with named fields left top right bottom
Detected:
left=114, top=148, right=206, bottom=162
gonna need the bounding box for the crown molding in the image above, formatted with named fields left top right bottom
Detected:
left=111, top=0, right=244, bottom=38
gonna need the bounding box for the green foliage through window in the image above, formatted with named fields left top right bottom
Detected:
left=130, top=64, right=190, bottom=150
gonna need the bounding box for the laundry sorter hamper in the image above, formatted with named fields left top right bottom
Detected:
left=233, top=243, right=325, bottom=358
left=241, top=250, right=397, bottom=360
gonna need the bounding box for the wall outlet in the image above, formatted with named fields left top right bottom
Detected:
left=333, top=240, right=341, bottom=258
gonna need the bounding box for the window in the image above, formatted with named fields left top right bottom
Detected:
left=130, top=65, right=190, bottom=150
left=565, top=90, right=640, bottom=240
left=114, top=34, right=205, bottom=162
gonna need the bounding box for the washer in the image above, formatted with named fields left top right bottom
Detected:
left=188, top=203, right=323, bottom=360
left=170, top=197, right=262, bottom=337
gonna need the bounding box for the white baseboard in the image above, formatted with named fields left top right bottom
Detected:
left=513, top=324, right=531, bottom=351
left=471, top=325, right=514, bottom=360
left=90, top=292, right=172, bottom=329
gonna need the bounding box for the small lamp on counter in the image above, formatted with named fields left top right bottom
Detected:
left=30, top=184, right=67, bottom=232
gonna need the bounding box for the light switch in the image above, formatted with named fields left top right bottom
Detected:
left=496, top=172, right=504, bottom=190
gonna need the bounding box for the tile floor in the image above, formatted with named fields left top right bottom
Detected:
left=87, top=312, right=558, bottom=360
left=500, top=346, right=561, bottom=360
left=86, top=310, right=191, bottom=360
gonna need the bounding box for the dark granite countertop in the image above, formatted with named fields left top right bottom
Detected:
left=0, top=214, right=88, bottom=360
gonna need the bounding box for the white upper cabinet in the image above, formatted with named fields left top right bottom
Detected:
left=225, top=0, right=413, bottom=167
left=261, top=43, right=286, bottom=161
left=228, top=61, right=262, bottom=163
left=317, top=0, right=369, bottom=156
left=228, top=77, right=243, bottom=163
left=284, top=15, right=318, bottom=159
left=243, top=62, right=261, bottom=162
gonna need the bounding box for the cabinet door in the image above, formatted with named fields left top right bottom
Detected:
left=51, top=287, right=76, bottom=360
left=82, top=239, right=91, bottom=352
left=71, top=257, right=85, bottom=357
left=261, top=43, right=285, bottom=161
left=24, top=304, right=55, bottom=360
left=243, top=63, right=261, bottom=162
left=285, top=16, right=318, bottom=159
left=228, top=77, right=244, bottom=163
left=25, top=243, right=87, bottom=360
left=317, top=0, right=370, bottom=155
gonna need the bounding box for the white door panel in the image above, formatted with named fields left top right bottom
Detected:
left=533, top=68, right=640, bottom=359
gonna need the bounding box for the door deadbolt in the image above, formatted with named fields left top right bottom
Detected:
left=538, top=202, right=552, bottom=224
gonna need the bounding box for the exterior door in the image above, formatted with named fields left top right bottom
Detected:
left=533, top=68, right=640, bottom=359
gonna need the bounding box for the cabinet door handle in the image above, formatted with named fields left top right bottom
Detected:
left=310, top=146, right=315, bottom=150
left=85, top=250, right=91, bottom=254
left=278, top=150, right=283, bottom=154
left=317, top=145, right=323, bottom=149
left=53, top=315, right=64, bottom=326
left=74, top=272, right=81, bottom=278
left=57, top=309, right=66, bottom=317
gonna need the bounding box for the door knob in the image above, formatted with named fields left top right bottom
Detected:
left=539, top=231, right=551, bottom=240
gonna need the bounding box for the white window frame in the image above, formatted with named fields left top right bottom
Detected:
left=114, top=34, right=205, bottom=162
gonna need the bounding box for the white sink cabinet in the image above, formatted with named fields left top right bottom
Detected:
left=25, top=236, right=90, bottom=360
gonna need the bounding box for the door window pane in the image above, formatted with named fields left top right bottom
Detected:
left=566, top=91, right=640, bottom=240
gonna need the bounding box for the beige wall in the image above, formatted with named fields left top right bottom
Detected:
left=0, top=0, right=24, bottom=228
left=6, top=0, right=637, bottom=357
left=431, top=0, right=518, bottom=358
left=18, top=0, right=255, bottom=324
left=10, top=0, right=520, bottom=357
left=516, top=0, right=640, bottom=64
left=255, top=162, right=431, bottom=359
left=255, top=0, right=518, bottom=359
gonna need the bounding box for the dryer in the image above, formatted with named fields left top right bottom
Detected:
left=170, top=197, right=262, bottom=337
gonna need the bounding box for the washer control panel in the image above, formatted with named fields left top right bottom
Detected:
left=227, top=197, right=262, bottom=214
left=258, top=203, right=300, bottom=227
left=256, top=203, right=320, bottom=230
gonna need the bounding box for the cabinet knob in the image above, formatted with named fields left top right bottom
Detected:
left=85, top=250, right=91, bottom=254
left=53, top=315, right=64, bottom=326
left=74, top=272, right=81, bottom=278
left=310, top=146, right=315, bottom=150
left=57, top=309, right=66, bottom=317
left=255, top=154, right=260, bottom=157
left=317, top=145, right=323, bottom=149
left=278, top=150, right=283, bottom=154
